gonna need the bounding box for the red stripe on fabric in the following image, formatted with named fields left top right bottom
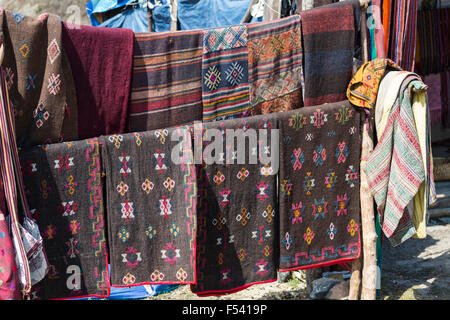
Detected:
left=130, top=91, right=202, bottom=113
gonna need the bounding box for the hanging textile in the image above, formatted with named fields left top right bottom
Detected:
left=366, top=72, right=436, bottom=246
left=192, top=115, right=278, bottom=296
left=347, top=58, right=402, bottom=109
left=0, top=10, right=78, bottom=147
left=62, top=23, right=134, bottom=140
left=247, top=15, right=304, bottom=115
left=278, top=100, right=362, bottom=271
left=19, top=138, right=109, bottom=299
left=388, top=0, right=418, bottom=71
left=202, top=25, right=252, bottom=122
left=101, top=127, right=197, bottom=287
left=367, top=0, right=385, bottom=59
left=128, top=30, right=204, bottom=132
left=424, top=73, right=443, bottom=125
left=300, top=4, right=355, bottom=107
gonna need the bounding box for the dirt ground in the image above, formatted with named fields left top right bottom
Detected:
left=147, top=217, right=449, bottom=300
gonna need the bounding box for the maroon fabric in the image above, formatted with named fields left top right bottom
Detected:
left=62, top=23, right=134, bottom=139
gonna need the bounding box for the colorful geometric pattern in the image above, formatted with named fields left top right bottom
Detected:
left=101, top=126, right=196, bottom=287
left=278, top=101, right=361, bottom=271
left=247, top=15, right=303, bottom=115
left=202, top=25, right=252, bottom=122
left=20, top=138, right=109, bottom=300
left=192, top=115, right=278, bottom=296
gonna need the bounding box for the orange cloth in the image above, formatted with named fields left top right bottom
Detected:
left=383, top=0, right=391, bottom=56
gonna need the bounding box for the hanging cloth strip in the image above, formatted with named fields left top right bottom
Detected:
left=0, top=9, right=78, bottom=147
left=0, top=67, right=22, bottom=300
left=19, top=138, right=110, bottom=299
left=191, top=114, right=278, bottom=296
left=388, top=0, right=418, bottom=72
left=128, top=30, right=204, bottom=132
left=278, top=100, right=362, bottom=271
left=101, top=127, right=197, bottom=287
left=299, top=3, right=355, bottom=106
left=365, top=72, right=436, bottom=246
left=61, top=22, right=134, bottom=140
left=247, top=15, right=304, bottom=115
left=201, top=24, right=252, bottom=122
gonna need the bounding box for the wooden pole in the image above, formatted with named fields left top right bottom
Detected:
left=349, top=0, right=371, bottom=300
left=170, top=0, right=178, bottom=31
left=355, top=0, right=378, bottom=300
left=147, top=1, right=153, bottom=32
left=241, top=0, right=260, bottom=24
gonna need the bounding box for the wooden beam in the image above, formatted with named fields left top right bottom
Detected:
left=241, top=0, right=260, bottom=24
left=170, top=0, right=178, bottom=31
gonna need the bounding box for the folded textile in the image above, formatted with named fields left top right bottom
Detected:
left=128, top=30, right=204, bottom=132
left=101, top=127, right=197, bottom=287
left=62, top=23, right=134, bottom=140
left=300, top=4, right=355, bottom=106
left=202, top=25, right=252, bottom=122
left=278, top=100, right=362, bottom=271
left=191, top=115, right=278, bottom=296
left=247, top=15, right=304, bottom=115
left=366, top=73, right=434, bottom=246
left=0, top=10, right=78, bottom=147
left=347, top=58, right=402, bottom=110
left=19, top=138, right=109, bottom=299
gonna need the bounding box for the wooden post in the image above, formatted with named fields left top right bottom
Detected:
left=351, top=0, right=378, bottom=301
left=241, top=0, right=260, bottom=24
left=263, top=0, right=282, bottom=21
left=170, top=0, right=178, bottom=31
left=147, top=0, right=153, bottom=32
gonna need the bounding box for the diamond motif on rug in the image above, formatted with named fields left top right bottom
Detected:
left=204, top=66, right=222, bottom=91
left=225, top=62, right=245, bottom=87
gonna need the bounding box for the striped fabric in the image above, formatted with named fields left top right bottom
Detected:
left=0, top=67, right=32, bottom=295
left=128, top=31, right=204, bottom=132
left=388, top=0, right=418, bottom=72
left=201, top=25, right=252, bottom=122
left=247, top=15, right=304, bottom=115
left=300, top=4, right=355, bottom=107
left=365, top=74, right=426, bottom=246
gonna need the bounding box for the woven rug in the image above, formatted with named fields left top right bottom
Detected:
left=19, top=138, right=109, bottom=300
left=101, top=127, right=197, bottom=286
left=247, top=15, right=304, bottom=115
left=300, top=5, right=355, bottom=107
left=62, top=22, right=134, bottom=140
left=191, top=115, right=278, bottom=296
left=128, top=31, right=203, bottom=132
left=201, top=25, right=252, bottom=122
left=0, top=9, right=78, bottom=147
left=278, top=101, right=362, bottom=271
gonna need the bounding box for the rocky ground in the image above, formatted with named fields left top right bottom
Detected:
left=147, top=217, right=449, bottom=300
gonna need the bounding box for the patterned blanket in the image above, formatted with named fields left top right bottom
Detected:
left=191, top=115, right=278, bottom=296
left=0, top=10, right=78, bottom=147
left=247, top=15, right=304, bottom=115
left=202, top=25, right=252, bottom=122
left=128, top=31, right=204, bottom=132
left=19, top=139, right=109, bottom=300
left=300, top=5, right=355, bottom=107
left=278, top=101, right=362, bottom=271
left=101, top=127, right=197, bottom=286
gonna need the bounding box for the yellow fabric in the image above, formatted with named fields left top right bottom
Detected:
left=347, top=58, right=402, bottom=109
left=411, top=90, right=429, bottom=239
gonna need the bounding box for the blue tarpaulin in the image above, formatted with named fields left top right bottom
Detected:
left=97, top=5, right=149, bottom=32
left=177, top=0, right=253, bottom=30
